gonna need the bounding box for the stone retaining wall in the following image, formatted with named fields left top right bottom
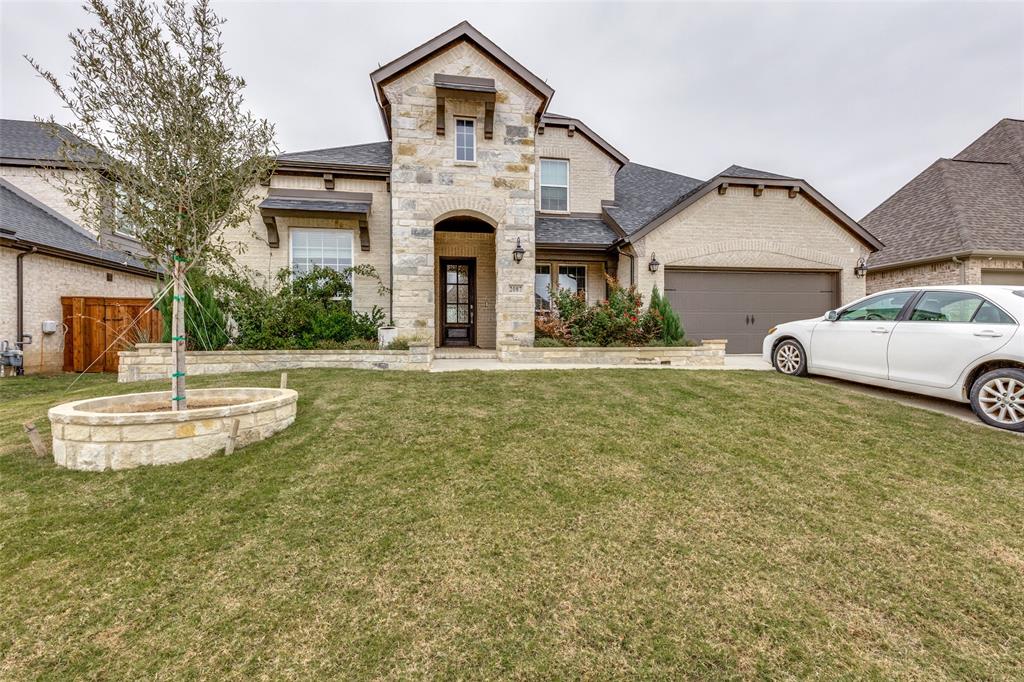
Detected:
left=498, top=340, right=728, bottom=366
left=118, top=342, right=433, bottom=383
left=49, top=387, right=297, bottom=471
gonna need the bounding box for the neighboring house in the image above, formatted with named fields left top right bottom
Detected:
left=864, top=118, right=1024, bottom=293
left=226, top=21, right=880, bottom=354
left=0, top=119, right=159, bottom=374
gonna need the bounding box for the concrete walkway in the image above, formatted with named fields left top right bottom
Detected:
left=429, top=354, right=773, bottom=373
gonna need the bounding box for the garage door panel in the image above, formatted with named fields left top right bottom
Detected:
left=665, top=270, right=836, bottom=354
left=981, top=270, right=1024, bottom=285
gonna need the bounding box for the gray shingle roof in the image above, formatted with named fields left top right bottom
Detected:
left=259, top=196, right=371, bottom=214
left=864, top=119, right=1024, bottom=269
left=605, top=163, right=704, bottom=236
left=722, top=164, right=797, bottom=180
left=535, top=214, right=619, bottom=246
left=276, top=141, right=391, bottom=168
left=0, top=178, right=153, bottom=273
left=0, top=119, right=98, bottom=164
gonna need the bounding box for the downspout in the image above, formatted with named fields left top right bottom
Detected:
left=951, top=256, right=966, bottom=284
left=15, top=246, right=37, bottom=349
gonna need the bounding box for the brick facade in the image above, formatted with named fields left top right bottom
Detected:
left=867, top=256, right=1024, bottom=294
left=535, top=126, right=617, bottom=214
left=0, top=246, right=157, bottom=373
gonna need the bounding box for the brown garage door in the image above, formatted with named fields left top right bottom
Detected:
left=665, top=269, right=837, bottom=354
left=981, top=270, right=1024, bottom=285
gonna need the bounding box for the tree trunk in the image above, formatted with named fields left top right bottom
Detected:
left=171, top=261, right=187, bottom=411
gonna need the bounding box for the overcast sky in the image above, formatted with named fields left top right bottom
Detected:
left=2, top=1, right=1022, bottom=218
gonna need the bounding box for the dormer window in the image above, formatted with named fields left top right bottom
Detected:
left=540, top=158, right=569, bottom=212
left=455, top=118, right=476, bottom=162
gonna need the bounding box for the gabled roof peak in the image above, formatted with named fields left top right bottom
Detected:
left=370, top=22, right=554, bottom=138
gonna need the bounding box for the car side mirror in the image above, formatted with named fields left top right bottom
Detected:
left=825, top=310, right=839, bottom=322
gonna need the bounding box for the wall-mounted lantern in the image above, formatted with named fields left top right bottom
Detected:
left=648, top=253, right=660, bottom=273
left=854, top=257, right=868, bottom=278
left=512, top=237, right=525, bottom=264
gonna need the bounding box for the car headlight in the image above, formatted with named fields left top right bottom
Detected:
left=767, top=326, right=778, bottom=335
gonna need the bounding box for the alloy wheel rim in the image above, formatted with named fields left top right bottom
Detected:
left=776, top=344, right=801, bottom=374
left=978, top=377, right=1024, bottom=425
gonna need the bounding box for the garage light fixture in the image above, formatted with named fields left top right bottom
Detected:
left=854, top=257, right=868, bottom=278
left=512, top=237, right=525, bottom=264
left=648, top=253, right=660, bottom=273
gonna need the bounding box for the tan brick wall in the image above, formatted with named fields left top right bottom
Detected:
left=0, top=165, right=90, bottom=231
left=866, top=256, right=1024, bottom=293
left=383, top=40, right=541, bottom=347
left=535, top=126, right=618, bottom=214
left=0, top=246, right=158, bottom=373
left=435, top=231, right=497, bottom=348
left=221, top=176, right=391, bottom=317
left=632, top=186, right=871, bottom=305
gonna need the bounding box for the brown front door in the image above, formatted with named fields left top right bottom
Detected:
left=441, top=258, right=476, bottom=346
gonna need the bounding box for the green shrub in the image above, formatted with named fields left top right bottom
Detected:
left=386, top=337, right=412, bottom=351
left=215, top=264, right=387, bottom=350
left=535, top=276, right=662, bottom=347
left=156, top=269, right=230, bottom=350
left=533, top=337, right=565, bottom=348
left=649, top=286, right=685, bottom=346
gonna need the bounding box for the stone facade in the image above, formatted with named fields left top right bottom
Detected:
left=383, top=41, right=541, bottom=346
left=499, top=339, right=727, bottom=366
left=867, top=256, right=1024, bottom=294
left=632, top=187, right=871, bottom=305
left=49, top=387, right=297, bottom=471
left=0, top=246, right=157, bottom=373
left=118, top=342, right=433, bottom=383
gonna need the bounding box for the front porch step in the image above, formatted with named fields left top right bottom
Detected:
left=434, top=348, right=498, bottom=360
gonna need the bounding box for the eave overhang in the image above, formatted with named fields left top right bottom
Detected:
left=258, top=189, right=373, bottom=251
left=539, top=115, right=629, bottom=167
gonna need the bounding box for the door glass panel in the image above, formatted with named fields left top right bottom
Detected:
left=457, top=266, right=468, bottom=284
left=838, top=291, right=915, bottom=321
left=909, top=291, right=984, bottom=322
left=446, top=305, right=458, bottom=323
left=447, top=268, right=458, bottom=284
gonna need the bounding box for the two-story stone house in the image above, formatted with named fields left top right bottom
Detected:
left=227, top=22, right=882, bottom=354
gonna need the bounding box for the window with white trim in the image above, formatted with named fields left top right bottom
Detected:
left=540, top=159, right=569, bottom=212
left=535, top=263, right=552, bottom=311
left=290, top=228, right=353, bottom=277
left=455, top=118, right=475, bottom=162
left=558, top=264, right=586, bottom=298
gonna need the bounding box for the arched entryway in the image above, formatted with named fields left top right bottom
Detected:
left=434, top=215, right=497, bottom=348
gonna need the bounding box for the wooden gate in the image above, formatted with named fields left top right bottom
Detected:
left=61, top=297, right=163, bottom=373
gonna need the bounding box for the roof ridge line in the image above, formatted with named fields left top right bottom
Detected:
left=936, top=159, right=974, bottom=253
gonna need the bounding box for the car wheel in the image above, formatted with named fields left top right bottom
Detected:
left=970, top=368, right=1024, bottom=431
left=773, top=339, right=807, bottom=377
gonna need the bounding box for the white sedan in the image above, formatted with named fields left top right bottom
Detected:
left=763, top=285, right=1024, bottom=431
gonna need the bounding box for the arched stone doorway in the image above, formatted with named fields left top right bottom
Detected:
left=434, top=215, right=497, bottom=348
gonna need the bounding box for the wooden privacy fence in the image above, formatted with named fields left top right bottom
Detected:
left=62, top=296, right=163, bottom=373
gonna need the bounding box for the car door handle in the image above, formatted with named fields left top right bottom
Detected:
left=974, top=330, right=1003, bottom=338
left=871, top=327, right=889, bottom=334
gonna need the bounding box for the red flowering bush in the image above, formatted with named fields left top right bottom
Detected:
left=535, top=276, right=663, bottom=346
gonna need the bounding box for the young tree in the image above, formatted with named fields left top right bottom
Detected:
left=27, top=0, right=276, bottom=409
left=650, top=286, right=685, bottom=345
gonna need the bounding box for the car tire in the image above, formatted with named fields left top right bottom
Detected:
left=969, top=368, right=1024, bottom=432
left=773, top=339, right=808, bottom=377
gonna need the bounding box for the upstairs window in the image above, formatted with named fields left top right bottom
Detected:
left=455, top=118, right=475, bottom=162
left=540, top=159, right=569, bottom=212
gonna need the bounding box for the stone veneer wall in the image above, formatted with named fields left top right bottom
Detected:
left=866, top=256, right=1024, bottom=294
left=632, top=187, right=870, bottom=305
left=499, top=340, right=727, bottom=366
left=49, top=387, right=297, bottom=471
left=435, top=231, right=497, bottom=347
left=534, top=126, right=619, bottom=214
left=118, top=343, right=433, bottom=383
left=383, top=40, right=540, bottom=347
left=220, top=176, right=391, bottom=317
left=0, top=246, right=158, bottom=374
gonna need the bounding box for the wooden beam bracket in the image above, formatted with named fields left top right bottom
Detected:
left=718, top=183, right=729, bottom=195
left=484, top=100, right=494, bottom=140
left=788, top=186, right=801, bottom=199
left=567, top=123, right=576, bottom=137
left=323, top=173, right=335, bottom=190
left=754, top=184, right=765, bottom=197
left=359, top=218, right=371, bottom=252
left=436, top=95, right=446, bottom=136
left=263, top=216, right=280, bottom=248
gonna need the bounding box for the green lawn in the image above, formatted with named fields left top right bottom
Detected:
left=1, top=369, right=1023, bottom=679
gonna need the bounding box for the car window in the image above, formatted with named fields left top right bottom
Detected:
left=838, top=291, right=915, bottom=321
left=973, top=301, right=1016, bottom=325
left=909, top=291, right=984, bottom=322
